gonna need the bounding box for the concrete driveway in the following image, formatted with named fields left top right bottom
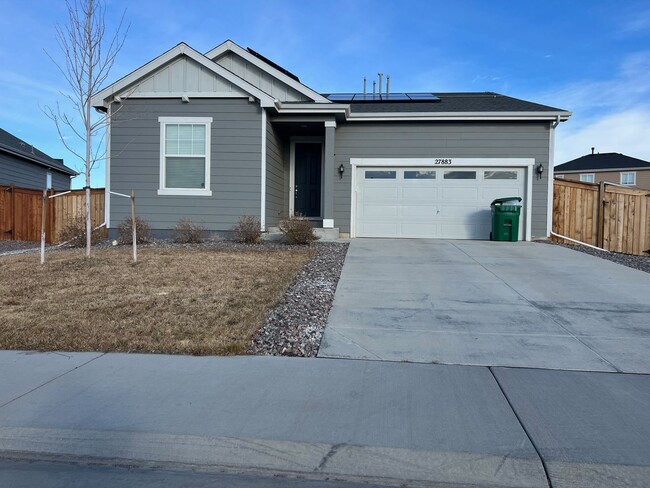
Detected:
left=319, top=239, right=650, bottom=373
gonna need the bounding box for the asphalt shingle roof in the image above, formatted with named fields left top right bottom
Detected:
left=555, top=153, right=650, bottom=172
left=0, top=128, right=77, bottom=175
left=318, top=92, right=567, bottom=113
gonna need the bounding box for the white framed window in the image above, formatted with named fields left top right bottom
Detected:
left=158, top=116, right=212, bottom=196
left=46, top=172, right=52, bottom=189
left=620, top=172, right=636, bottom=186
left=555, top=174, right=565, bottom=179
left=579, top=173, right=595, bottom=183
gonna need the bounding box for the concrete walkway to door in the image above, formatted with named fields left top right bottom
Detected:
left=318, top=239, right=650, bottom=373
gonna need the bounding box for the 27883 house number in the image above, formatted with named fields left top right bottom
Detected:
left=434, top=159, right=452, bottom=165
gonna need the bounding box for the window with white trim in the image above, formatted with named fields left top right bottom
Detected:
left=158, top=117, right=212, bottom=196
left=579, top=173, right=595, bottom=183
left=556, top=174, right=565, bottom=179
left=46, top=172, right=52, bottom=189
left=620, top=172, right=636, bottom=185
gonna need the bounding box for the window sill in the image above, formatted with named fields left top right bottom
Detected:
left=158, top=189, right=212, bottom=197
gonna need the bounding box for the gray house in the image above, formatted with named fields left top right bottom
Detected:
left=0, top=128, right=76, bottom=190
left=93, top=40, right=571, bottom=240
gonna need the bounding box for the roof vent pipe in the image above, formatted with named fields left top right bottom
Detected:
left=378, top=73, right=383, bottom=96
left=363, top=76, right=367, bottom=96
left=372, top=80, right=376, bottom=98
left=591, top=147, right=595, bottom=155
left=386, top=75, right=390, bottom=96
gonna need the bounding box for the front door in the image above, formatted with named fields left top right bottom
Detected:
left=294, top=143, right=322, bottom=217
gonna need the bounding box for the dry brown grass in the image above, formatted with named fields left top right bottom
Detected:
left=0, top=247, right=312, bottom=355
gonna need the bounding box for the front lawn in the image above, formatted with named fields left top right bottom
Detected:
left=0, top=247, right=313, bottom=355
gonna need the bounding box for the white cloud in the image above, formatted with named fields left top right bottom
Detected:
left=555, top=108, right=650, bottom=165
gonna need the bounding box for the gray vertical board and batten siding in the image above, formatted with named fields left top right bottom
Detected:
left=109, top=98, right=262, bottom=230
left=265, top=120, right=287, bottom=227
left=0, top=153, right=72, bottom=190
left=333, top=121, right=551, bottom=237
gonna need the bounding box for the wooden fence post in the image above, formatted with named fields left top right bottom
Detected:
left=597, top=181, right=605, bottom=249
left=131, top=190, right=137, bottom=263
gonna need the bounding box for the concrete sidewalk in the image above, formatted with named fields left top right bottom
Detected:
left=0, top=351, right=649, bottom=487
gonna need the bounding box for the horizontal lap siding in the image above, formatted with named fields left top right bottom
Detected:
left=0, top=154, right=72, bottom=190
left=334, top=121, right=551, bottom=237
left=110, top=98, right=262, bottom=230
left=265, top=120, right=286, bottom=227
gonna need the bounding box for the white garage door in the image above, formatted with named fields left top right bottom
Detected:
left=355, top=166, right=526, bottom=239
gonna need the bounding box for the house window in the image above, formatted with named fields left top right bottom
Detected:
left=556, top=175, right=565, bottom=179
left=620, top=172, right=636, bottom=186
left=46, top=172, right=52, bottom=189
left=579, top=174, right=595, bottom=183
left=158, top=117, right=212, bottom=196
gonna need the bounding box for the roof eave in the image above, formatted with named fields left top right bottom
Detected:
left=555, top=167, right=650, bottom=173
left=0, top=145, right=77, bottom=176
left=204, top=40, right=331, bottom=104
left=346, top=111, right=572, bottom=122
left=91, top=43, right=276, bottom=109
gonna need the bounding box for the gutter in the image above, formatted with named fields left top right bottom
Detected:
left=0, top=145, right=78, bottom=176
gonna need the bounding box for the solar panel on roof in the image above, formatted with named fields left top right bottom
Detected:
left=325, top=92, right=441, bottom=102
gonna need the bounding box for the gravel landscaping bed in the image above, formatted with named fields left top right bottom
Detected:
left=0, top=240, right=47, bottom=255
left=544, top=240, right=650, bottom=274
left=249, top=241, right=349, bottom=357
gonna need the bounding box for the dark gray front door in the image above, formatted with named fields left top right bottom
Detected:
left=294, top=143, right=322, bottom=217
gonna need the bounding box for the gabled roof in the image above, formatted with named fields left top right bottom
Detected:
left=555, top=153, right=650, bottom=172
left=0, top=128, right=77, bottom=176
left=91, top=43, right=276, bottom=109
left=205, top=40, right=331, bottom=103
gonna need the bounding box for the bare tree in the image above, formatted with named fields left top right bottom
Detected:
left=45, top=0, right=128, bottom=257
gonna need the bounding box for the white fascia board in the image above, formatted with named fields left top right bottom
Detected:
left=275, top=103, right=350, bottom=116
left=205, top=40, right=331, bottom=104
left=350, top=158, right=535, bottom=167
left=347, top=111, right=572, bottom=122
left=555, top=167, right=650, bottom=173
left=91, top=43, right=275, bottom=108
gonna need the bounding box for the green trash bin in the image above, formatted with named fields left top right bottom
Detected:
left=490, top=197, right=522, bottom=242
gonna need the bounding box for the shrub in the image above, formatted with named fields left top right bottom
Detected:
left=232, top=215, right=262, bottom=243
left=173, top=218, right=206, bottom=244
left=117, top=216, right=152, bottom=244
left=278, top=215, right=320, bottom=245
left=58, top=214, right=103, bottom=247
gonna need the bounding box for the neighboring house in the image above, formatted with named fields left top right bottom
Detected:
left=92, top=40, right=571, bottom=240
left=0, top=128, right=76, bottom=190
left=555, top=150, right=650, bottom=189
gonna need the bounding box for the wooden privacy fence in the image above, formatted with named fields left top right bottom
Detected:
left=0, top=185, right=105, bottom=243
left=552, top=178, right=650, bottom=255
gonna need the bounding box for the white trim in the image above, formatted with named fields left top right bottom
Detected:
left=275, top=102, right=350, bottom=116
left=105, top=104, right=111, bottom=228
left=350, top=158, right=535, bottom=167
left=555, top=167, right=650, bottom=173
left=159, top=116, right=213, bottom=123
left=158, top=117, right=213, bottom=196
left=128, top=91, right=250, bottom=99
left=289, top=136, right=324, bottom=217
left=547, top=122, right=556, bottom=237
left=322, top=218, right=334, bottom=228
left=324, top=121, right=337, bottom=128
left=620, top=171, right=636, bottom=186
left=260, top=109, right=267, bottom=231
left=91, top=43, right=275, bottom=108
left=349, top=157, right=534, bottom=241
left=157, top=188, right=212, bottom=196
left=205, top=40, right=331, bottom=103
left=347, top=112, right=571, bottom=122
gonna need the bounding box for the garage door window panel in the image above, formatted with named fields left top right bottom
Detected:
left=404, top=170, right=436, bottom=179
left=365, top=170, right=396, bottom=179
left=444, top=171, right=477, bottom=180
left=484, top=170, right=518, bottom=180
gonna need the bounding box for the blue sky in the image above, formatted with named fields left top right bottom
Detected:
left=1, top=0, right=649, bottom=188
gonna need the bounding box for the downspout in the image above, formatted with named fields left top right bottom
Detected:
left=547, top=115, right=560, bottom=237
left=260, top=108, right=267, bottom=232
left=105, top=103, right=111, bottom=229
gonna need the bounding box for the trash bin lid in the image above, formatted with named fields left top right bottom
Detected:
left=491, top=196, right=522, bottom=206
